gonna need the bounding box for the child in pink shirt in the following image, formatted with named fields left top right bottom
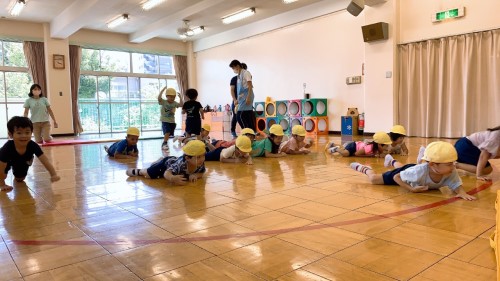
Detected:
left=325, top=132, right=391, bottom=157
left=279, top=125, right=312, bottom=154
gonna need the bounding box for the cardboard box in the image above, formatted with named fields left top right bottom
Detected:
left=346, top=108, right=359, bottom=116
left=341, top=116, right=359, bottom=135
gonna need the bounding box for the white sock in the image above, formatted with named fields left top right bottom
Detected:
left=417, top=146, right=426, bottom=164
left=350, top=162, right=372, bottom=174
left=328, top=146, right=340, bottom=154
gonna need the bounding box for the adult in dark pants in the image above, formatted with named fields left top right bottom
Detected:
left=229, top=60, right=255, bottom=131
left=230, top=63, right=250, bottom=138
left=229, top=75, right=238, bottom=138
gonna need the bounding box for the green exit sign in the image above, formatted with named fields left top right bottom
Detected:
left=432, top=7, right=465, bottom=22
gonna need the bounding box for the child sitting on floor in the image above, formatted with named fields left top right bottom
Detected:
left=351, top=141, right=475, bottom=200
left=279, top=125, right=313, bottom=154
left=126, top=140, right=206, bottom=185
left=325, top=132, right=391, bottom=157
left=104, top=127, right=140, bottom=159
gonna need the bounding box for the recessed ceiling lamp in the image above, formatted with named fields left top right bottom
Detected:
left=107, top=14, right=129, bottom=29
left=221, top=7, right=255, bottom=24
left=141, top=0, right=166, bottom=11
left=9, top=0, right=26, bottom=17
left=283, top=0, right=299, bottom=3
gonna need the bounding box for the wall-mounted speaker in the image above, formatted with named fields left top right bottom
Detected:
left=347, top=0, right=364, bottom=17
left=361, top=22, right=389, bottom=42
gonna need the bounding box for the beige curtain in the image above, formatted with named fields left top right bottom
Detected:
left=173, top=55, right=188, bottom=95
left=22, top=41, right=47, bottom=96
left=69, top=45, right=83, bottom=134
left=398, top=29, right=500, bottom=138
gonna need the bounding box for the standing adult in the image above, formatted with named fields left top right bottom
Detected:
left=229, top=74, right=238, bottom=139
left=229, top=59, right=255, bottom=131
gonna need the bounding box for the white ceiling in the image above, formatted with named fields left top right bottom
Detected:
left=0, top=0, right=348, bottom=43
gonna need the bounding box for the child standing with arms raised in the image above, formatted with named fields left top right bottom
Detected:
left=158, top=87, right=183, bottom=151
left=23, top=84, right=58, bottom=144
left=182, top=88, right=204, bottom=138
left=0, top=117, right=60, bottom=191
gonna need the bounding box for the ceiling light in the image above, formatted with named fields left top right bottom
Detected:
left=283, top=0, right=299, bottom=3
left=141, top=0, right=166, bottom=11
left=191, top=26, right=204, bottom=35
left=107, top=14, right=129, bottom=29
left=9, top=0, right=26, bottom=17
left=221, top=8, right=255, bottom=24
left=177, top=20, right=204, bottom=39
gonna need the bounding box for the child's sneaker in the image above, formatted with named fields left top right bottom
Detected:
left=231, top=131, right=237, bottom=139
left=384, top=154, right=395, bottom=167
left=161, top=142, right=169, bottom=151
left=126, top=168, right=141, bottom=177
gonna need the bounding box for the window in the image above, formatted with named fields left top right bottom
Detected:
left=0, top=41, right=31, bottom=138
left=78, top=48, right=178, bottom=134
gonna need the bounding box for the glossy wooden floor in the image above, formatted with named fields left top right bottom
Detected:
left=0, top=134, right=498, bottom=281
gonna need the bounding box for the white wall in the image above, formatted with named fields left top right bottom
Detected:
left=195, top=1, right=397, bottom=133
left=195, top=10, right=368, bottom=132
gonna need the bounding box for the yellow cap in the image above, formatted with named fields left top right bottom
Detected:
left=269, top=124, right=284, bottom=136
left=235, top=136, right=252, bottom=153
left=291, top=125, right=306, bottom=136
left=182, top=140, right=206, bottom=156
left=202, top=124, right=211, bottom=132
left=421, top=141, right=457, bottom=163
left=166, top=88, right=177, bottom=96
left=126, top=127, right=140, bottom=136
left=391, top=125, right=407, bottom=135
left=240, top=128, right=256, bottom=135
left=373, top=132, right=392, bottom=145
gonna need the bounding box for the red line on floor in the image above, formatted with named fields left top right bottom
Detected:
left=10, top=181, right=492, bottom=246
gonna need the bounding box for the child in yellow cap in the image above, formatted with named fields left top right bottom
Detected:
left=325, top=132, right=391, bottom=157
left=251, top=124, right=287, bottom=158
left=104, top=127, right=140, bottom=159
left=351, top=141, right=475, bottom=200
left=211, top=128, right=256, bottom=149
left=279, top=125, right=313, bottom=154
left=158, top=87, right=183, bottom=151
left=205, top=136, right=253, bottom=164
left=174, top=123, right=211, bottom=147
left=126, top=140, right=206, bottom=185
left=388, top=125, right=409, bottom=156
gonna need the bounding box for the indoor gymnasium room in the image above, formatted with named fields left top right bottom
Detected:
left=0, top=0, right=499, bottom=280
